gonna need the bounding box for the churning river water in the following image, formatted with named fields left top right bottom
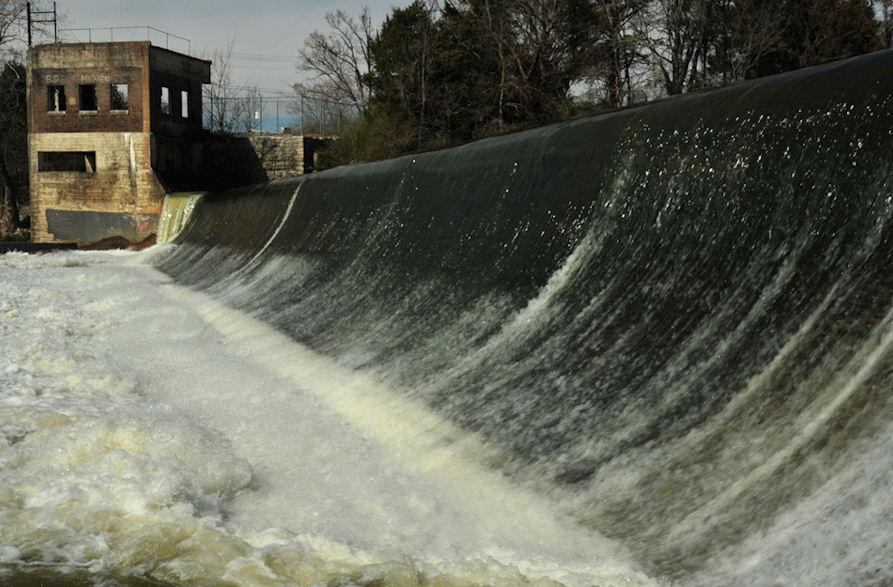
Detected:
left=0, top=250, right=653, bottom=586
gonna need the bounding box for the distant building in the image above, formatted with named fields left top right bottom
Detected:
left=27, top=41, right=210, bottom=244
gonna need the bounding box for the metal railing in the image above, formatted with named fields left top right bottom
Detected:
left=58, top=26, right=191, bottom=55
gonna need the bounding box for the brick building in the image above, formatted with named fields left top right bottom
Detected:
left=27, top=41, right=210, bottom=244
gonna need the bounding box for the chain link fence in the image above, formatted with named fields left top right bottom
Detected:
left=203, top=93, right=360, bottom=136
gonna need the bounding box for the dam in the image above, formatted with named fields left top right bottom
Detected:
left=2, top=49, right=893, bottom=585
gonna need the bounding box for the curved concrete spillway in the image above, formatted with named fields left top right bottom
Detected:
left=156, top=50, right=893, bottom=582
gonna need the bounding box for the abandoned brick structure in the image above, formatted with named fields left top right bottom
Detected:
left=27, top=41, right=210, bottom=244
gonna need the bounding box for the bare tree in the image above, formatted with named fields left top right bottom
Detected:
left=412, top=0, right=438, bottom=146
left=489, top=1, right=518, bottom=127
left=238, top=84, right=264, bottom=133
left=203, top=38, right=246, bottom=134
left=879, top=0, right=893, bottom=48
left=436, top=0, right=593, bottom=129
left=0, top=1, right=27, bottom=235
left=637, top=0, right=714, bottom=95
left=297, top=8, right=374, bottom=110
left=0, top=64, right=24, bottom=235
left=590, top=0, right=648, bottom=107
left=513, top=0, right=593, bottom=115
left=0, top=0, right=25, bottom=58
left=721, top=0, right=783, bottom=82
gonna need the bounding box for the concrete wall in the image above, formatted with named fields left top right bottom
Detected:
left=29, top=131, right=165, bottom=243
left=195, top=134, right=315, bottom=191
left=247, top=135, right=305, bottom=180
left=148, top=46, right=210, bottom=138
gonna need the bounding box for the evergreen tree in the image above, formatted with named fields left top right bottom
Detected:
left=368, top=2, right=438, bottom=148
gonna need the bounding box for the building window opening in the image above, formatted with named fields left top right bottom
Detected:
left=110, top=83, right=129, bottom=111
left=38, top=151, right=97, bottom=173
left=79, top=84, right=97, bottom=112
left=161, top=86, right=171, bottom=115
left=47, top=85, right=66, bottom=112
left=181, top=90, right=189, bottom=118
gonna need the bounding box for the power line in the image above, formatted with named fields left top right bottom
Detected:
left=231, top=53, right=300, bottom=63
left=226, top=84, right=294, bottom=95
left=230, top=64, right=296, bottom=72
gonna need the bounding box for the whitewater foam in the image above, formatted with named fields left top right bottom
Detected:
left=0, top=249, right=654, bottom=586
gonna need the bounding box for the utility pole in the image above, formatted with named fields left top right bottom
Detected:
left=27, top=2, right=59, bottom=46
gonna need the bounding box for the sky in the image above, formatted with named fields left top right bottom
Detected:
left=57, top=1, right=409, bottom=96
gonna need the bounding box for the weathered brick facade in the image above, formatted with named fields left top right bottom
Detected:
left=27, top=41, right=210, bottom=244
